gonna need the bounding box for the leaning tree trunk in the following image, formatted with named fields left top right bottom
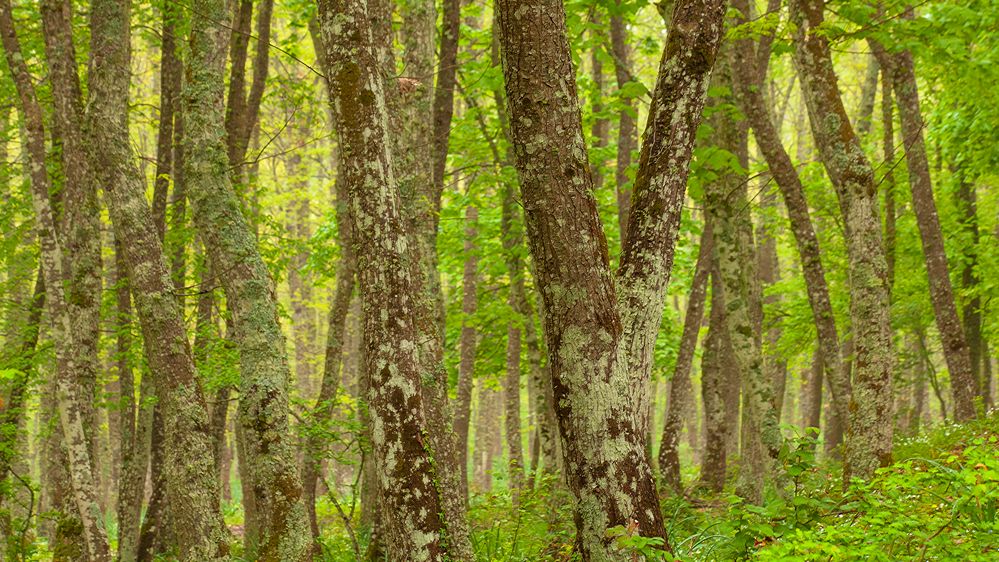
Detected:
left=40, top=0, right=104, bottom=501
left=729, top=0, right=850, bottom=432
left=185, top=0, right=310, bottom=559
left=790, top=0, right=894, bottom=481
left=318, top=0, right=462, bottom=558
left=0, top=3, right=110, bottom=560
left=497, top=0, right=725, bottom=554
left=87, top=1, right=232, bottom=559
left=882, top=38, right=977, bottom=421
left=659, top=222, right=713, bottom=492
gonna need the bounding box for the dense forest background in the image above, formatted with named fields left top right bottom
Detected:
left=0, top=0, right=997, bottom=559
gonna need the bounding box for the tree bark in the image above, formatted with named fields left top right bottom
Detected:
left=885, top=39, right=977, bottom=421
left=40, top=0, right=104, bottom=504
left=185, top=0, right=310, bottom=558
left=699, top=266, right=727, bottom=493
left=790, top=0, right=894, bottom=481
left=0, top=3, right=110, bottom=559
left=151, top=0, right=182, bottom=238
left=609, top=6, right=636, bottom=244
left=703, top=59, right=778, bottom=503
left=658, top=223, right=712, bottom=492
left=956, top=178, right=985, bottom=408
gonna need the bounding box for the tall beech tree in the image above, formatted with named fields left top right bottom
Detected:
left=184, top=0, right=310, bottom=558
left=496, top=0, right=725, bottom=554
left=790, top=0, right=895, bottom=480
left=0, top=2, right=110, bottom=559
left=86, top=0, right=230, bottom=558
left=317, top=0, right=465, bottom=557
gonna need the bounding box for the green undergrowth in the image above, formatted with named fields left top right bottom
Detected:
left=313, top=413, right=999, bottom=561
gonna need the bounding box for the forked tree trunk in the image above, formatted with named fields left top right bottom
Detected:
left=790, top=0, right=894, bottom=481
left=0, top=3, right=110, bottom=559
left=497, top=0, right=725, bottom=554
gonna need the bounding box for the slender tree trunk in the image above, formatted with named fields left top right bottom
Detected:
left=955, top=178, right=985, bottom=408
left=659, top=223, right=713, bottom=492
left=757, top=191, right=787, bottom=419
left=590, top=19, right=609, bottom=190
left=40, top=0, right=105, bottom=507
left=0, top=4, right=110, bottom=559
left=884, top=40, right=977, bottom=420
left=729, top=0, right=850, bottom=432
left=113, top=242, right=144, bottom=562
left=609, top=6, right=635, bottom=244
left=287, top=156, right=317, bottom=400
left=501, top=176, right=526, bottom=500
left=856, top=55, right=880, bottom=138
left=185, top=1, right=309, bottom=558
left=703, top=61, right=778, bottom=502
left=909, top=335, right=928, bottom=434
left=803, top=351, right=823, bottom=439
left=699, top=266, right=727, bottom=493
left=881, top=68, right=897, bottom=292
left=454, top=206, right=479, bottom=502
left=224, top=0, right=273, bottom=189
left=790, top=0, right=894, bottom=481
left=151, top=0, right=182, bottom=238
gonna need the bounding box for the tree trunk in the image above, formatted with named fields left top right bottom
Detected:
left=40, top=0, right=105, bottom=509
left=729, top=0, right=850, bottom=433
left=855, top=55, right=880, bottom=138
left=881, top=68, right=897, bottom=293
left=185, top=1, right=309, bottom=558
left=699, top=266, right=727, bottom=493
left=497, top=0, right=725, bottom=553
left=955, top=177, right=985, bottom=408
left=318, top=1, right=463, bottom=557
left=609, top=6, right=635, bottom=244
left=659, top=223, right=713, bottom=492
left=0, top=4, right=110, bottom=559
left=703, top=60, right=778, bottom=502
left=885, top=41, right=977, bottom=421
left=88, top=2, right=232, bottom=558
left=454, top=206, right=479, bottom=502
left=150, top=0, right=182, bottom=238
left=501, top=174, right=526, bottom=500
left=790, top=0, right=894, bottom=481
left=473, top=379, right=500, bottom=493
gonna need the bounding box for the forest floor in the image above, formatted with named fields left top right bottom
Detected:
left=310, top=412, right=999, bottom=561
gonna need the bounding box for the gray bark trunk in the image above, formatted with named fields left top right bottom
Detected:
left=790, top=0, right=894, bottom=481
left=185, top=0, right=310, bottom=558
